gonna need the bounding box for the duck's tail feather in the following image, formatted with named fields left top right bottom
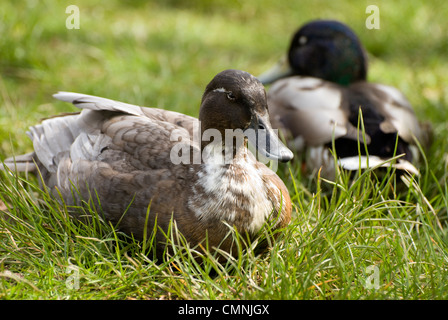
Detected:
left=1, top=152, right=37, bottom=172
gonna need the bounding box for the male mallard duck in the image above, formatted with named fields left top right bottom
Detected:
left=258, top=20, right=431, bottom=179
left=2, top=69, right=293, bottom=260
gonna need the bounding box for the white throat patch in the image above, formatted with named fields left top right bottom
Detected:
left=188, top=146, right=279, bottom=234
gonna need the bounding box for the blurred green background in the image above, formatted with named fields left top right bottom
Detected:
left=1, top=0, right=447, bottom=159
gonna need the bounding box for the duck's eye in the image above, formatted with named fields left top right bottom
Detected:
left=298, top=36, right=307, bottom=45
left=226, top=91, right=236, bottom=101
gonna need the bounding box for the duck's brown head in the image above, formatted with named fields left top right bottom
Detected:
left=199, top=69, right=293, bottom=163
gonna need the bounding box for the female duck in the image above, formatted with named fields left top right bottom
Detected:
left=2, top=69, right=293, bottom=260
left=258, top=20, right=431, bottom=179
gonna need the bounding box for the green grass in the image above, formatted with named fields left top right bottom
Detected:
left=1, top=0, right=448, bottom=300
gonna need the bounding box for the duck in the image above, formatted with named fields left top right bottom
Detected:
left=1, top=69, right=293, bottom=260
left=258, top=20, right=431, bottom=179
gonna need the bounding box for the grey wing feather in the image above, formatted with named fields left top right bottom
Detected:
left=53, top=92, right=145, bottom=116
left=368, top=84, right=427, bottom=146
left=29, top=115, right=82, bottom=172
left=267, top=77, right=359, bottom=148
left=3, top=92, right=198, bottom=176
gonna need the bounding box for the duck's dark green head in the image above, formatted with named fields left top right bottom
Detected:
left=259, top=20, right=368, bottom=86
